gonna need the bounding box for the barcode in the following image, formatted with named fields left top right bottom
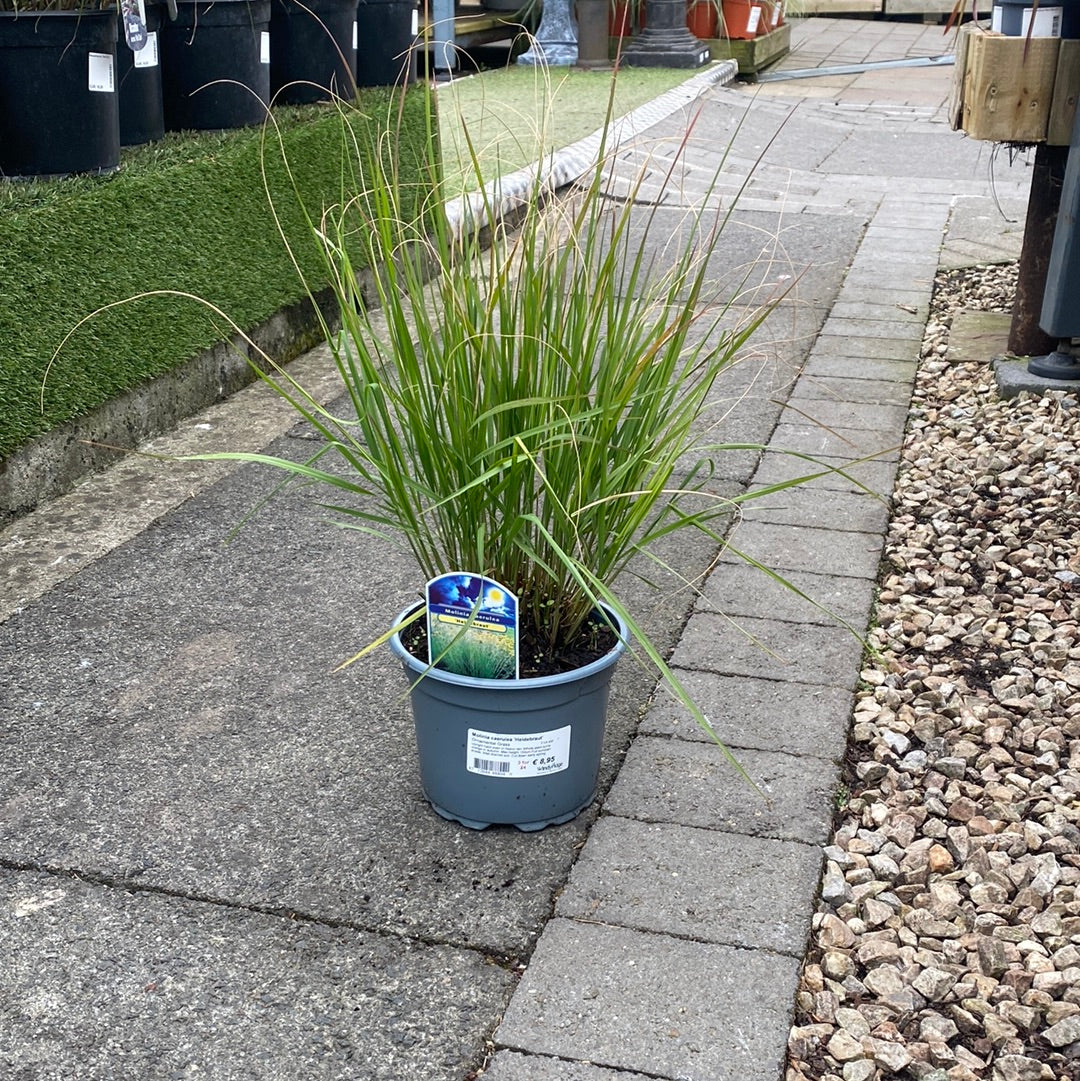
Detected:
left=473, top=757, right=512, bottom=774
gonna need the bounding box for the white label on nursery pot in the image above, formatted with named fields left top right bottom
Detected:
left=261, top=31, right=271, bottom=64
left=411, top=8, right=419, bottom=35
left=88, top=53, right=115, bottom=93
left=746, top=5, right=762, bottom=32
left=353, top=20, right=358, bottom=48
left=466, top=726, right=571, bottom=779
left=133, top=31, right=159, bottom=69
left=1022, top=6, right=1062, bottom=36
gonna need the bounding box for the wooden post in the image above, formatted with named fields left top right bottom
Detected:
left=1009, top=143, right=1068, bottom=357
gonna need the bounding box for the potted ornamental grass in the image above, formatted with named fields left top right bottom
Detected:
left=93, top=77, right=845, bottom=830
left=0, top=0, right=123, bottom=176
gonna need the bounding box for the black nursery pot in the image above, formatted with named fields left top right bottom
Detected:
left=354, top=0, right=417, bottom=87
left=270, top=0, right=358, bottom=104
left=117, top=2, right=165, bottom=146
left=160, top=0, right=272, bottom=131
left=0, top=10, right=121, bottom=178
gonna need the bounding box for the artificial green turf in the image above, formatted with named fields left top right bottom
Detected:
left=437, top=64, right=696, bottom=194
left=0, top=88, right=435, bottom=460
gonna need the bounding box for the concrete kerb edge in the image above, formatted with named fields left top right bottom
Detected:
left=443, top=59, right=739, bottom=236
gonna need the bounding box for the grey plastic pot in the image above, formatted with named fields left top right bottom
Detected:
left=389, top=602, right=627, bottom=831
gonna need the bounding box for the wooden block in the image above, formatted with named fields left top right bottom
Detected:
left=706, top=21, right=792, bottom=73
left=1048, top=37, right=1080, bottom=145
left=961, top=32, right=1059, bottom=142
left=949, top=23, right=975, bottom=131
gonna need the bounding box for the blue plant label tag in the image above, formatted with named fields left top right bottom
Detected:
left=426, top=573, right=519, bottom=680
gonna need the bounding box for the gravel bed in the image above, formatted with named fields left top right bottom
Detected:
left=787, top=263, right=1080, bottom=1081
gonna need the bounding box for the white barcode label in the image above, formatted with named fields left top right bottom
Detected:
left=133, top=31, right=159, bottom=68
left=1022, top=5, right=1062, bottom=36
left=466, top=726, right=571, bottom=779
left=88, top=52, right=115, bottom=93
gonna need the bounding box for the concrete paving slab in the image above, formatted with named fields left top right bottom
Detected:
left=669, top=610, right=865, bottom=687
left=0, top=455, right=651, bottom=959
left=0, top=867, right=513, bottom=1081
left=940, top=192, right=1029, bottom=270
left=495, top=919, right=801, bottom=1081
left=994, top=357, right=1080, bottom=400
left=946, top=309, right=1010, bottom=364
left=619, top=205, right=869, bottom=310
left=603, top=739, right=842, bottom=846
left=817, top=131, right=990, bottom=179
left=721, top=518, right=886, bottom=580
left=638, top=669, right=853, bottom=762
left=555, top=816, right=821, bottom=955
left=699, top=559, right=877, bottom=628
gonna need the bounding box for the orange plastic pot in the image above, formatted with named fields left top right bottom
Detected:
left=720, top=0, right=762, bottom=37
left=686, top=0, right=717, bottom=37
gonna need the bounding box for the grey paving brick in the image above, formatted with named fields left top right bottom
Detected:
left=640, top=669, right=854, bottom=762
left=738, top=480, right=891, bottom=533
left=812, top=333, right=922, bottom=362
left=826, top=299, right=928, bottom=324
left=819, top=315, right=926, bottom=342
left=700, top=559, right=877, bottom=628
left=830, top=284, right=928, bottom=311
left=556, top=816, right=821, bottom=955
left=496, top=919, right=800, bottom=1081
left=770, top=421, right=900, bottom=462
left=788, top=374, right=915, bottom=407
left=721, top=518, right=886, bottom=579
left=779, top=395, right=910, bottom=433
left=669, top=610, right=866, bottom=687
left=753, top=448, right=900, bottom=497
left=800, top=353, right=919, bottom=384
left=604, top=739, right=842, bottom=845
